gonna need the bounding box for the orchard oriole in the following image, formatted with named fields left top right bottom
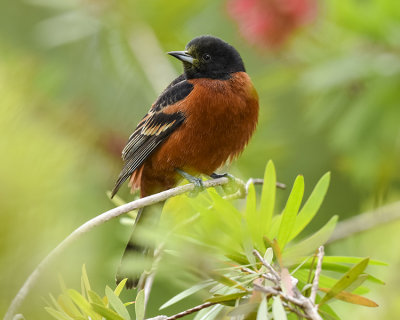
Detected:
left=111, top=35, right=259, bottom=288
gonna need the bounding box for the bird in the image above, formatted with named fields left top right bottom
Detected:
left=111, top=35, right=259, bottom=288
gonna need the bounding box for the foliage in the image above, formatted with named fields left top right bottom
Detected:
left=46, top=161, right=383, bottom=320
left=45, top=265, right=139, bottom=320
left=158, top=161, right=382, bottom=319
left=1, top=0, right=399, bottom=319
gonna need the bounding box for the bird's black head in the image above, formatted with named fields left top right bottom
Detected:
left=168, top=35, right=245, bottom=80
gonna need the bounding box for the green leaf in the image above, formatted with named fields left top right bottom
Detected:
left=205, top=291, right=248, bottom=303
left=318, top=303, right=340, bottom=320
left=277, top=175, right=304, bottom=249
left=319, top=257, right=370, bottom=305
left=87, top=290, right=106, bottom=306
left=272, top=296, right=287, bottom=320
left=48, top=294, right=64, bottom=313
left=57, top=294, right=82, bottom=318
left=283, top=216, right=338, bottom=263
left=91, top=303, right=125, bottom=320
left=322, top=256, right=387, bottom=266
left=295, top=261, right=383, bottom=285
left=245, top=182, right=264, bottom=251
left=210, top=273, right=247, bottom=291
left=135, top=289, right=145, bottom=320
left=81, top=264, right=91, bottom=300
left=194, top=304, right=223, bottom=320
left=264, top=247, right=273, bottom=265
left=67, top=289, right=98, bottom=319
left=105, top=286, right=131, bottom=320
left=319, top=288, right=378, bottom=307
left=289, top=172, right=330, bottom=241
left=225, top=252, right=250, bottom=266
left=160, top=281, right=213, bottom=310
left=295, top=270, right=370, bottom=295
left=114, top=279, right=128, bottom=297
left=228, top=302, right=258, bottom=317
left=45, top=307, right=74, bottom=320
left=259, top=161, right=276, bottom=235
left=256, top=295, right=269, bottom=320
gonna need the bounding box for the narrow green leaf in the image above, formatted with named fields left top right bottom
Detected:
left=267, top=215, right=282, bottom=240
left=256, top=295, right=269, bottom=320
left=264, top=247, right=273, bottom=265
left=106, top=286, right=131, bottom=320
left=45, top=307, right=73, bottom=320
left=227, top=302, right=258, bottom=317
left=194, top=304, right=223, bottom=320
left=318, top=303, right=340, bottom=320
left=283, top=216, right=338, bottom=263
left=210, top=273, right=247, bottom=291
left=246, top=183, right=264, bottom=250
left=48, top=294, right=63, bottom=313
left=294, top=270, right=370, bottom=295
left=346, top=274, right=368, bottom=292
left=225, top=252, right=249, bottom=266
left=259, top=161, right=276, bottom=235
left=91, top=303, right=125, bottom=320
left=319, top=288, right=378, bottom=307
left=114, top=278, right=128, bottom=297
left=322, top=256, right=387, bottom=266
left=295, top=261, right=383, bottom=285
left=272, top=296, right=287, bottom=320
left=289, top=172, right=330, bottom=241
left=206, top=291, right=248, bottom=303
left=160, top=281, right=213, bottom=310
left=88, top=290, right=106, bottom=307
left=135, top=289, right=145, bottom=320
left=67, top=289, right=98, bottom=319
left=277, top=175, right=304, bottom=249
left=81, top=264, right=91, bottom=300
left=57, top=294, right=82, bottom=318
left=319, top=257, right=370, bottom=305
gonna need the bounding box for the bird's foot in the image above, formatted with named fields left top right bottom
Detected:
left=176, top=169, right=205, bottom=197
left=210, top=172, right=238, bottom=194
left=210, top=172, right=235, bottom=181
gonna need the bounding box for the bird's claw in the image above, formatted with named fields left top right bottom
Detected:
left=210, top=172, right=235, bottom=181
left=176, top=169, right=205, bottom=197
left=188, top=177, right=205, bottom=197
left=211, top=172, right=238, bottom=194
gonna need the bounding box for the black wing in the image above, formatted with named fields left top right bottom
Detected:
left=111, top=78, right=193, bottom=197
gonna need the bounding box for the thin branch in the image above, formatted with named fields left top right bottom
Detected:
left=253, top=249, right=281, bottom=282
left=165, top=302, right=217, bottom=320
left=327, top=200, right=400, bottom=244
left=310, top=246, right=324, bottom=304
left=246, top=178, right=286, bottom=190
left=281, top=301, right=310, bottom=320
left=4, top=177, right=231, bottom=320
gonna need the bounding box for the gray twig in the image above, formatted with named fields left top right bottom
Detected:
left=253, top=249, right=281, bottom=282
left=165, top=302, right=216, bottom=320
left=328, top=200, right=400, bottom=243
left=310, top=246, right=324, bottom=304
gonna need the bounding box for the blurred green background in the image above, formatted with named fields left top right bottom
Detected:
left=1, top=0, right=400, bottom=318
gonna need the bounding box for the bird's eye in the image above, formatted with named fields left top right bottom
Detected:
left=202, top=53, right=211, bottom=62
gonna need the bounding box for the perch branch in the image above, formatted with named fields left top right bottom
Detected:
left=4, top=177, right=232, bottom=320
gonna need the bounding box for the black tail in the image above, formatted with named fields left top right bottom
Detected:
left=116, top=201, right=164, bottom=289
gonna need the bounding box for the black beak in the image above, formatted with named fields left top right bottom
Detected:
left=168, top=51, right=194, bottom=64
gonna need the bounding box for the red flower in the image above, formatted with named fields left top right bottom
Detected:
left=227, top=0, right=317, bottom=48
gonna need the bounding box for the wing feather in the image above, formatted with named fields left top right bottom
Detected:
left=111, top=78, right=193, bottom=197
